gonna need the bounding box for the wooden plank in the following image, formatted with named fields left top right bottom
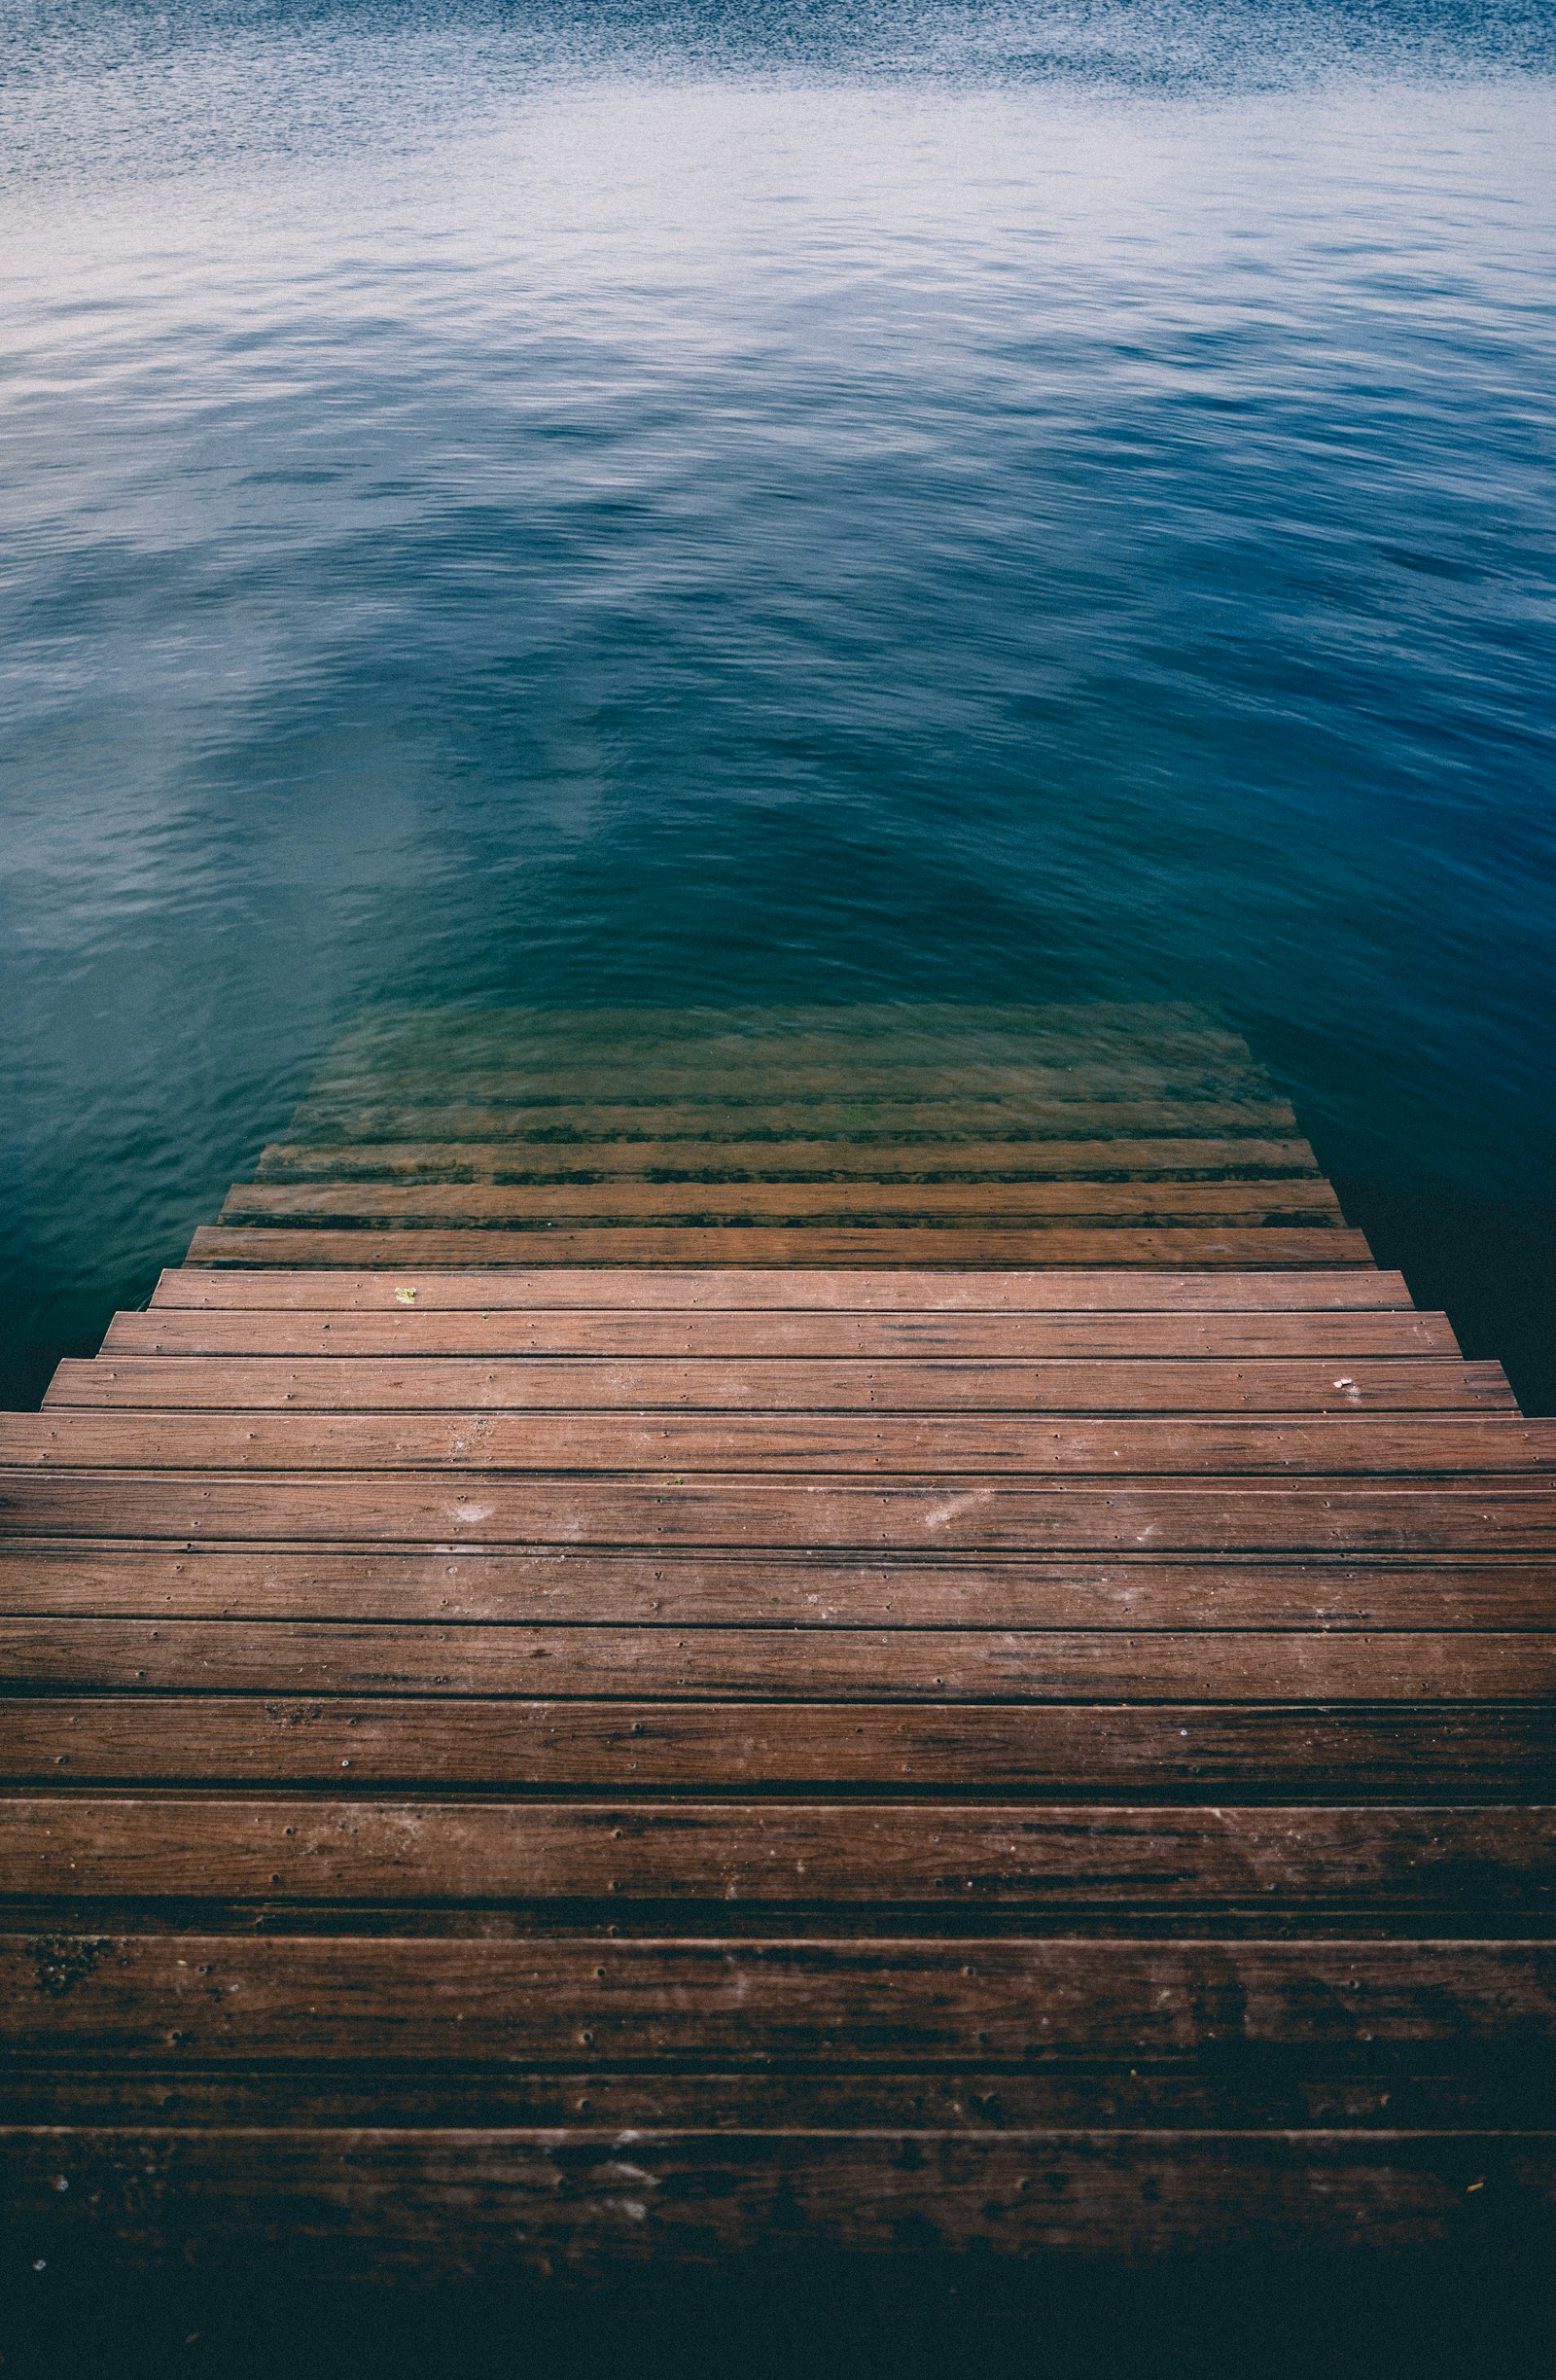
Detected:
left=11, top=2068, right=1551, bottom=2132
left=8, top=2127, right=1556, bottom=2269
left=45, top=1355, right=1510, bottom=1416
left=7, top=1936, right=1552, bottom=2062
left=5, top=1410, right=1549, bottom=1474
left=3, top=1548, right=1550, bottom=1629
left=12, top=1698, right=1556, bottom=1792
left=6, top=1800, right=1554, bottom=1910
left=184, top=1227, right=1379, bottom=1272
left=313, top=1003, right=1259, bottom=1062
left=219, top=1181, right=1348, bottom=1226
left=320, top=997, right=1235, bottom=1033
left=302, top=1059, right=1274, bottom=1104
left=311, top=1014, right=1261, bottom=1072
left=151, top=1266, right=1415, bottom=1312
left=13, top=1618, right=1556, bottom=1701
left=255, top=1137, right=1324, bottom=1183
left=5, top=1472, right=1554, bottom=1549
left=99, top=1308, right=1466, bottom=1359
left=285, top=1098, right=1304, bottom=1144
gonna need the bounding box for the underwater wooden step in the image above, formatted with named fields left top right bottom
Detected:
left=283, top=1096, right=1304, bottom=1143
left=255, top=1134, right=1325, bottom=1182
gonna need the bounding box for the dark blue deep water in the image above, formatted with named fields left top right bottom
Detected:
left=2, top=1, right=1554, bottom=1405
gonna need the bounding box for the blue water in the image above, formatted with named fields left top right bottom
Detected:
left=2, top=2, right=1554, bottom=1404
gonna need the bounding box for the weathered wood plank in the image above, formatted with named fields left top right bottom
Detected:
left=8, top=2127, right=1554, bottom=2270
left=103, top=1306, right=1461, bottom=1360
left=2, top=1549, right=1549, bottom=1629
left=12, top=1697, right=1556, bottom=1792
left=12, top=1618, right=1555, bottom=1700
left=45, top=1355, right=1510, bottom=1415
left=6, top=1800, right=1553, bottom=1910
left=184, top=1227, right=1379, bottom=1271
left=220, top=1181, right=1347, bottom=1226
left=285, top=1098, right=1304, bottom=1144
left=5, top=1473, right=1554, bottom=1549
left=256, top=1138, right=1324, bottom=1184
left=151, top=1266, right=1415, bottom=1312
left=303, top=1057, right=1272, bottom=1103
left=5, top=1410, right=1549, bottom=1474
left=313, top=1001, right=1258, bottom=1057
left=9, top=2068, right=1547, bottom=2132
left=7, top=1936, right=1551, bottom=2061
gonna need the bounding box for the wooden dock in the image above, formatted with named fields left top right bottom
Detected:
left=5, top=1003, right=1555, bottom=2281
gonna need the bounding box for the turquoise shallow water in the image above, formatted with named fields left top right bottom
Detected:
left=2, top=3, right=1554, bottom=1405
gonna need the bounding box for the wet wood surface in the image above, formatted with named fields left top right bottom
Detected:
left=5, top=1003, right=1553, bottom=2276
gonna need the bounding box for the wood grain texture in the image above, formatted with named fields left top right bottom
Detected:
left=6, top=1471, right=1556, bottom=1548
left=13, top=1008, right=1550, bottom=2276
left=5, top=1409, right=1549, bottom=1474
left=256, top=1137, right=1324, bottom=1183
left=8, top=1936, right=1552, bottom=2060
left=10, top=1618, right=1556, bottom=1700
left=11, top=1698, right=1556, bottom=1793
left=10, top=2069, right=1551, bottom=2133
left=10, top=2127, right=1554, bottom=2270
left=7, top=1799, right=1554, bottom=1909
left=48, top=1355, right=1508, bottom=1414
left=3, top=1548, right=1550, bottom=1627
left=102, top=1306, right=1462, bottom=1358
left=223, top=1183, right=1348, bottom=1227
left=151, top=1265, right=1416, bottom=1311
left=184, top=1227, right=1379, bottom=1271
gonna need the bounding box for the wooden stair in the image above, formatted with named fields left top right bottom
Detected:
left=3, top=1003, right=1553, bottom=2283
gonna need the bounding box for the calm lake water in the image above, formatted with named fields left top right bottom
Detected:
left=2, top=2, right=1553, bottom=1407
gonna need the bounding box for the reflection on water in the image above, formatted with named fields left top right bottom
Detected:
left=1, top=3, right=1553, bottom=1403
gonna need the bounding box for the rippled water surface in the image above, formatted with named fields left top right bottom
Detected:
left=2, top=2, right=1553, bottom=1403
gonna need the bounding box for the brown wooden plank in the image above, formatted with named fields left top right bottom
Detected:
left=7, top=1799, right=1554, bottom=1911
left=104, top=1306, right=1460, bottom=1361
left=7, top=1936, right=1551, bottom=2061
left=12, top=1698, right=1556, bottom=1792
left=45, top=1354, right=1508, bottom=1416
left=151, top=1265, right=1414, bottom=1311
left=13, top=1618, right=1555, bottom=1700
left=256, top=1137, right=1323, bottom=1184
left=2, top=1548, right=1549, bottom=1629
left=184, top=1227, right=1379, bottom=1272
left=10, top=2068, right=1547, bottom=2133
left=8, top=2127, right=1555, bottom=2269
left=5, top=1410, right=1548, bottom=1474
left=7, top=2122, right=1552, bottom=2274
left=220, top=1180, right=1347, bottom=1226
left=4, top=1472, right=1553, bottom=1549
left=285, top=1097, right=1303, bottom=1143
